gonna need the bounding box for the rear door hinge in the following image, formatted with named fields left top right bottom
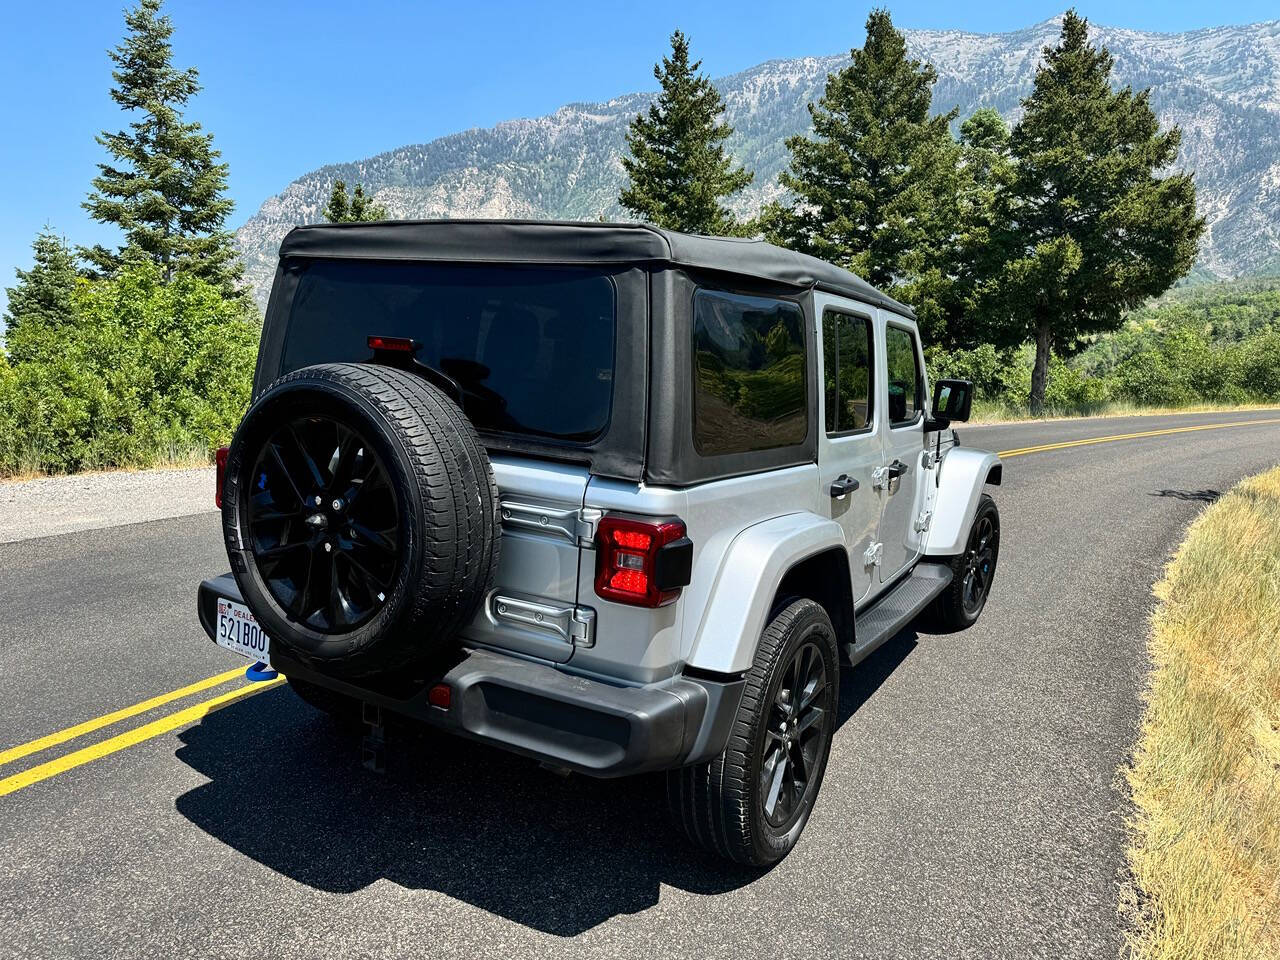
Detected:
left=498, top=502, right=603, bottom=548
left=914, top=510, right=932, bottom=533
left=863, top=541, right=883, bottom=567
left=576, top=507, right=603, bottom=547
left=569, top=607, right=596, bottom=648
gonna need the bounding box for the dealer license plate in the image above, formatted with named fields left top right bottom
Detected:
left=215, top=598, right=271, bottom=663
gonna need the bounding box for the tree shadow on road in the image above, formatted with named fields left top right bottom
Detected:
left=173, top=632, right=916, bottom=936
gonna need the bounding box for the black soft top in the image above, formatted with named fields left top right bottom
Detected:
left=277, top=219, right=915, bottom=319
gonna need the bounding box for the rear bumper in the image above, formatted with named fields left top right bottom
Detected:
left=197, top=574, right=743, bottom=777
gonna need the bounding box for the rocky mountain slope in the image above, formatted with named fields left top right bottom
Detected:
left=235, top=17, right=1280, bottom=309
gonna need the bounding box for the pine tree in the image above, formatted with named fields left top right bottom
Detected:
left=82, top=0, right=244, bottom=299
left=945, top=108, right=1014, bottom=347
left=992, top=11, right=1204, bottom=412
left=3, top=228, right=80, bottom=366
left=619, top=30, right=753, bottom=236
left=765, top=9, right=960, bottom=318
left=323, top=180, right=387, bottom=223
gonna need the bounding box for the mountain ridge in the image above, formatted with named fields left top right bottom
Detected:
left=234, top=17, right=1280, bottom=310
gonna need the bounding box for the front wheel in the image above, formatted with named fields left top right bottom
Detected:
left=926, top=493, right=1000, bottom=631
left=667, top=598, right=839, bottom=866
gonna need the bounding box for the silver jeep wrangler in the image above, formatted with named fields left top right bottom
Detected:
left=198, top=220, right=1001, bottom=866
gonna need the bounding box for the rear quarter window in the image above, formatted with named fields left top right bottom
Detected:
left=691, top=288, right=807, bottom=456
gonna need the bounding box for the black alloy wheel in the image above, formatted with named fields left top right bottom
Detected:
left=761, top=640, right=830, bottom=829
left=667, top=597, right=839, bottom=866
left=246, top=415, right=400, bottom=633
left=961, top=509, right=998, bottom=617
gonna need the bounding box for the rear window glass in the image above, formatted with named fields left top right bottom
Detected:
left=692, top=288, right=807, bottom=456
left=281, top=260, right=616, bottom=442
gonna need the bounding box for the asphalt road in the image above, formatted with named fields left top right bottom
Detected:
left=2, top=409, right=1278, bottom=960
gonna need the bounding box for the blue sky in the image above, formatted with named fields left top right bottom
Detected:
left=2, top=0, right=1277, bottom=313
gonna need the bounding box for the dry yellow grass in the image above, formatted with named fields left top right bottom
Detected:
left=970, top=400, right=1280, bottom=426
left=1126, top=466, right=1280, bottom=960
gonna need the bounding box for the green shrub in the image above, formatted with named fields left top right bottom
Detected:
left=0, top=264, right=258, bottom=476
left=1043, top=356, right=1111, bottom=410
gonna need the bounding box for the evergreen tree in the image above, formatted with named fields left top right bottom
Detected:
left=323, top=180, right=387, bottom=223
left=619, top=30, right=753, bottom=235
left=82, top=0, right=244, bottom=299
left=3, top=228, right=80, bottom=366
left=765, top=8, right=961, bottom=329
left=946, top=108, right=1014, bottom=347
left=992, top=11, right=1204, bottom=412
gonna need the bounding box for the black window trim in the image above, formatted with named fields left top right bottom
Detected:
left=643, top=266, right=819, bottom=487
left=821, top=305, right=877, bottom=440
left=885, top=319, right=926, bottom=430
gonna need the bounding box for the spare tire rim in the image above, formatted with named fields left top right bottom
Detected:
left=761, top=640, right=830, bottom=829
left=245, top=415, right=400, bottom=633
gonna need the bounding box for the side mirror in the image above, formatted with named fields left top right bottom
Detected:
left=929, top=378, right=973, bottom=426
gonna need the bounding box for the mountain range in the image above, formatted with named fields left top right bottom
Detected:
left=234, top=16, right=1280, bottom=311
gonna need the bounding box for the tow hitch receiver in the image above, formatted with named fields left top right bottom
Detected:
left=361, top=702, right=387, bottom=774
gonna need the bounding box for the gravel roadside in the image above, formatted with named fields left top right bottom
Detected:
left=0, top=466, right=217, bottom=543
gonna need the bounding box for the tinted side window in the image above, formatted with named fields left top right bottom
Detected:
left=692, top=289, right=807, bottom=456
left=885, top=325, right=923, bottom=425
left=822, top=310, right=873, bottom=434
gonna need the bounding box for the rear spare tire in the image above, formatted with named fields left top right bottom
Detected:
left=221, top=362, right=500, bottom=678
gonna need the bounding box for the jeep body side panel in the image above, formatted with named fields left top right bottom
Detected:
left=570, top=477, right=689, bottom=684
left=877, top=313, right=931, bottom=583
left=812, top=291, right=886, bottom=607
left=923, top=447, right=1003, bottom=556
left=577, top=464, right=821, bottom=684
left=685, top=509, right=846, bottom=676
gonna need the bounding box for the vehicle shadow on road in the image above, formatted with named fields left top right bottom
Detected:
left=173, top=634, right=915, bottom=936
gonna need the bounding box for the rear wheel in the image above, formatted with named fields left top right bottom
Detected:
left=667, top=598, right=839, bottom=866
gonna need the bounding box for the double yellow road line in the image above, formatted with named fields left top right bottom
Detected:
left=0, top=668, right=282, bottom=797
left=3, top=414, right=1278, bottom=799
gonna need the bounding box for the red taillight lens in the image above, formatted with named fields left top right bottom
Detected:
left=214, top=446, right=230, bottom=508
left=367, top=335, right=417, bottom=353
left=594, top=515, right=691, bottom=608
left=428, top=683, right=452, bottom=710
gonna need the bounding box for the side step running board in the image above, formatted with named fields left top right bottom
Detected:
left=846, top=563, right=953, bottom=666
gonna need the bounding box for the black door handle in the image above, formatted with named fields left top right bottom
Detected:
left=887, top=459, right=909, bottom=479
left=829, top=474, right=859, bottom=499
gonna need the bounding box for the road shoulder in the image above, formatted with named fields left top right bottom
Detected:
left=0, top=466, right=216, bottom=543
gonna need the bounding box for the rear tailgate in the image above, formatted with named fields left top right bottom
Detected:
left=457, top=456, right=592, bottom=664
